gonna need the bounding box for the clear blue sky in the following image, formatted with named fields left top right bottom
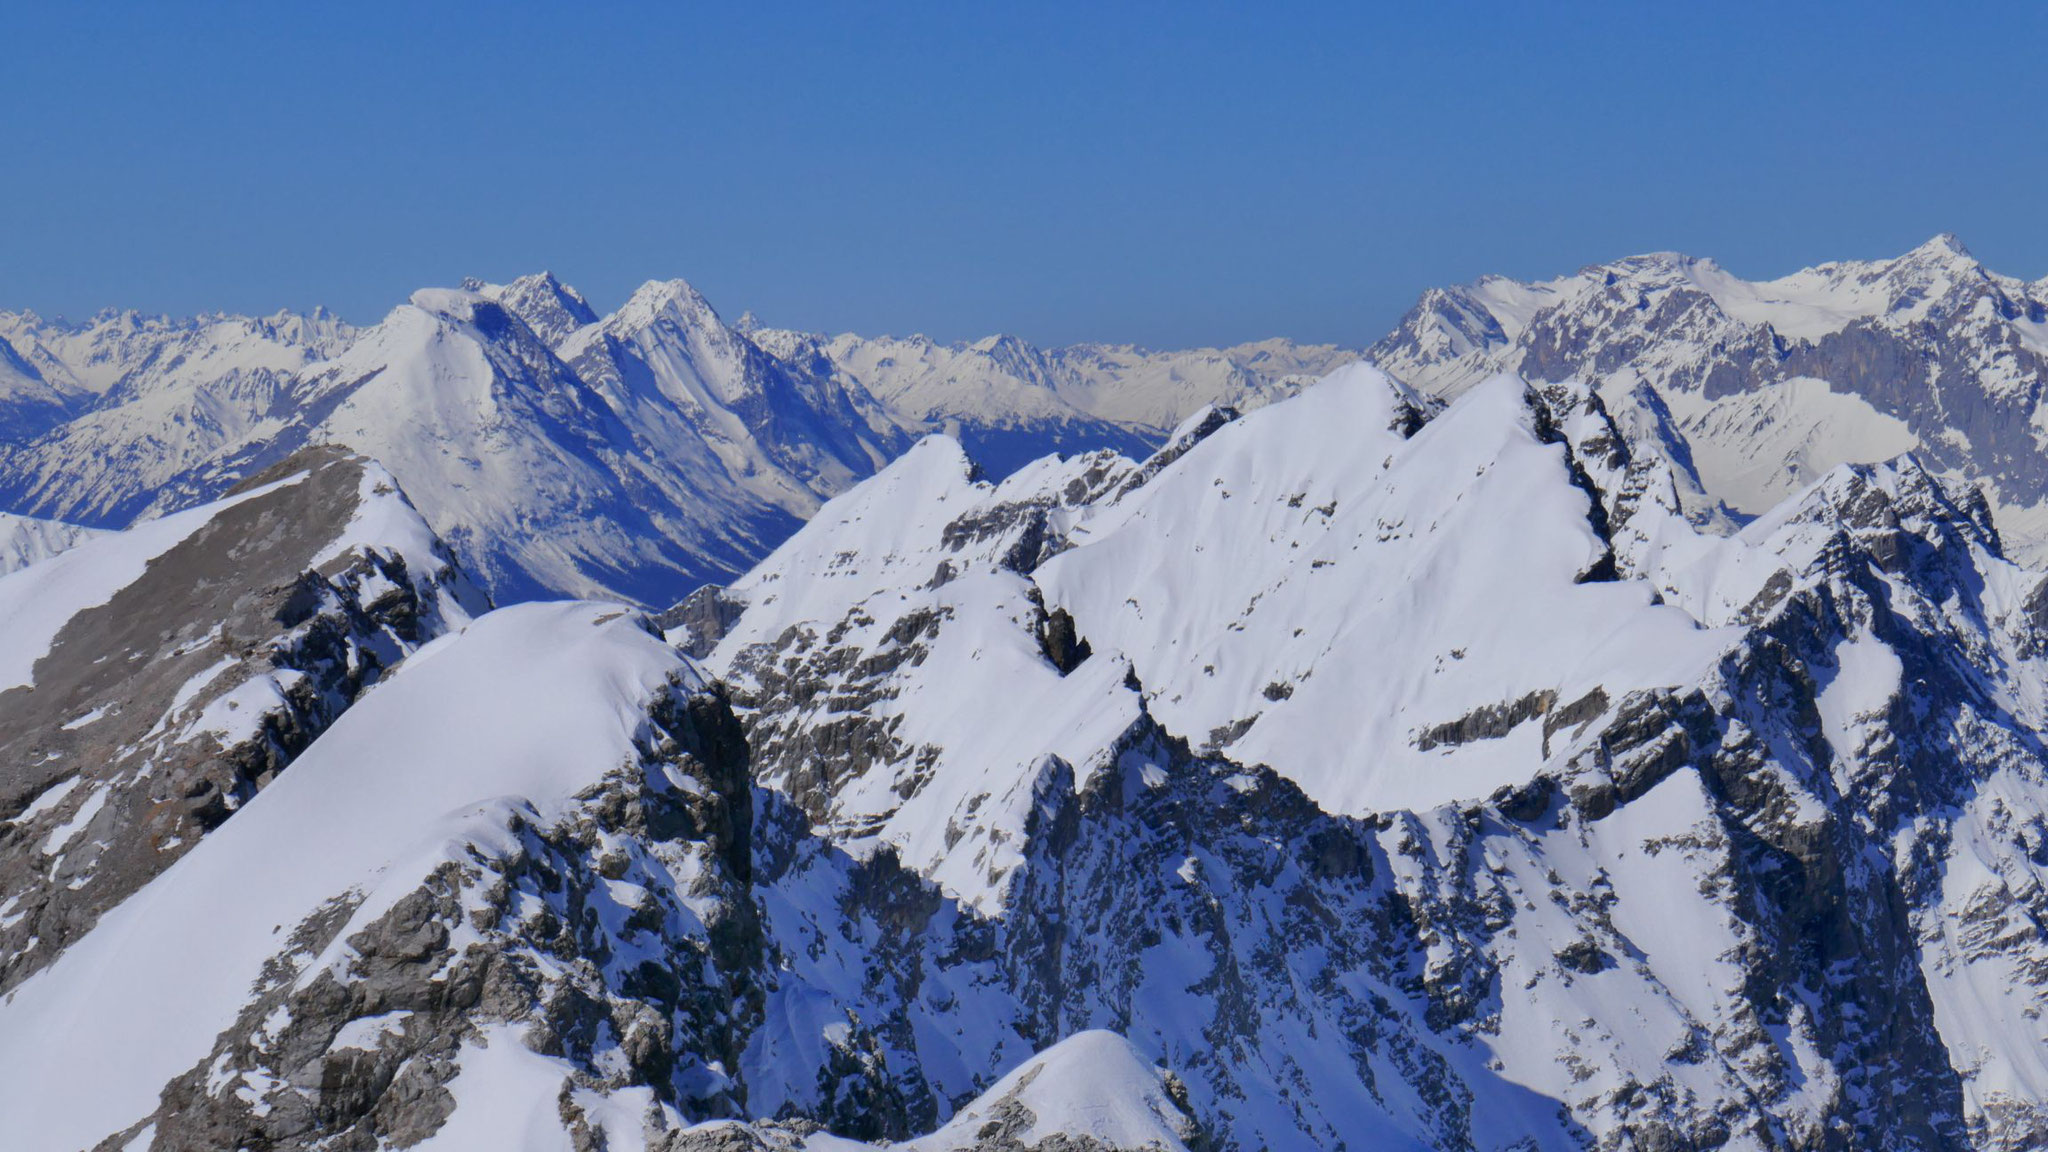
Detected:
left=3, top=2, right=2042, bottom=348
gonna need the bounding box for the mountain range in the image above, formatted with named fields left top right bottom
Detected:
left=6, top=238, right=2048, bottom=1150
left=0, top=281, right=1351, bottom=604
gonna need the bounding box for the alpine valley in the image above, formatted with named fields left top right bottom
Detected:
left=7, top=237, right=2048, bottom=1151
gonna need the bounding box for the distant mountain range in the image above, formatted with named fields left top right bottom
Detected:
left=0, top=281, right=1352, bottom=604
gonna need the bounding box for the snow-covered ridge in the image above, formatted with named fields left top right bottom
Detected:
left=686, top=362, right=2048, bottom=1148
left=21, top=239, right=2048, bottom=1148
left=750, top=325, right=1356, bottom=478
left=0, top=447, right=483, bottom=994
left=0, top=602, right=690, bottom=1152
left=11, top=355, right=2048, bottom=1147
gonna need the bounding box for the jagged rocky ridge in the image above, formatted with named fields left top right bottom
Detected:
left=0, top=594, right=1208, bottom=1152
left=10, top=259, right=2048, bottom=1149
left=0, top=282, right=1350, bottom=607
left=11, top=360, right=2042, bottom=1149
left=681, top=364, right=2048, bottom=1149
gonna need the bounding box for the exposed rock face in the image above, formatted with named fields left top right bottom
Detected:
left=129, top=688, right=762, bottom=1151
left=0, top=447, right=483, bottom=991
left=660, top=585, right=750, bottom=659
left=70, top=612, right=1196, bottom=1152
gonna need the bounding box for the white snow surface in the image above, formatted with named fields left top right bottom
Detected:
left=0, top=511, right=100, bottom=575
left=17, top=242, right=2048, bottom=1148
left=413, top=1024, right=670, bottom=1152
left=713, top=436, right=1147, bottom=909
left=1039, top=368, right=1732, bottom=815
left=711, top=366, right=1739, bottom=921
left=1646, top=376, right=1921, bottom=519
left=907, top=1031, right=1195, bottom=1152
left=0, top=602, right=696, bottom=1152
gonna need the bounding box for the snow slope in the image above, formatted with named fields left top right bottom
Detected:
left=0, top=602, right=692, bottom=1152
left=906, top=1031, right=1199, bottom=1152
left=10, top=358, right=2048, bottom=1148
left=21, top=243, right=2048, bottom=1147
left=0, top=474, right=305, bottom=693
left=0, top=448, right=485, bottom=993
left=1039, top=368, right=1730, bottom=815
left=299, top=284, right=829, bottom=604
left=0, top=510, right=99, bottom=574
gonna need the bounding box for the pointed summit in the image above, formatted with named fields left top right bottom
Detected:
left=1884, top=232, right=1984, bottom=281
left=610, top=277, right=726, bottom=336
left=1914, top=231, right=1973, bottom=259
left=474, top=271, right=599, bottom=349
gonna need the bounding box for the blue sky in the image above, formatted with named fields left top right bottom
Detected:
left=3, top=2, right=2042, bottom=348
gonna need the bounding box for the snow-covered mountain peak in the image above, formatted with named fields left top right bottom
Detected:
left=709, top=433, right=996, bottom=649
left=1039, top=368, right=1728, bottom=815
left=403, top=284, right=492, bottom=321
left=0, top=303, right=355, bottom=405
left=574, top=276, right=789, bottom=409
left=1748, top=451, right=1991, bottom=543
left=908, top=1031, right=1201, bottom=1152
left=613, top=276, right=724, bottom=332
left=471, top=271, right=601, bottom=348
left=667, top=354, right=2048, bottom=1146
left=1899, top=229, right=1977, bottom=265
left=20, top=305, right=2048, bottom=1147
left=704, top=365, right=1729, bottom=925
left=968, top=330, right=1037, bottom=360
left=247, top=305, right=352, bottom=347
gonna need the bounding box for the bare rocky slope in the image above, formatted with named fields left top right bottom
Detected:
left=0, top=446, right=485, bottom=994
